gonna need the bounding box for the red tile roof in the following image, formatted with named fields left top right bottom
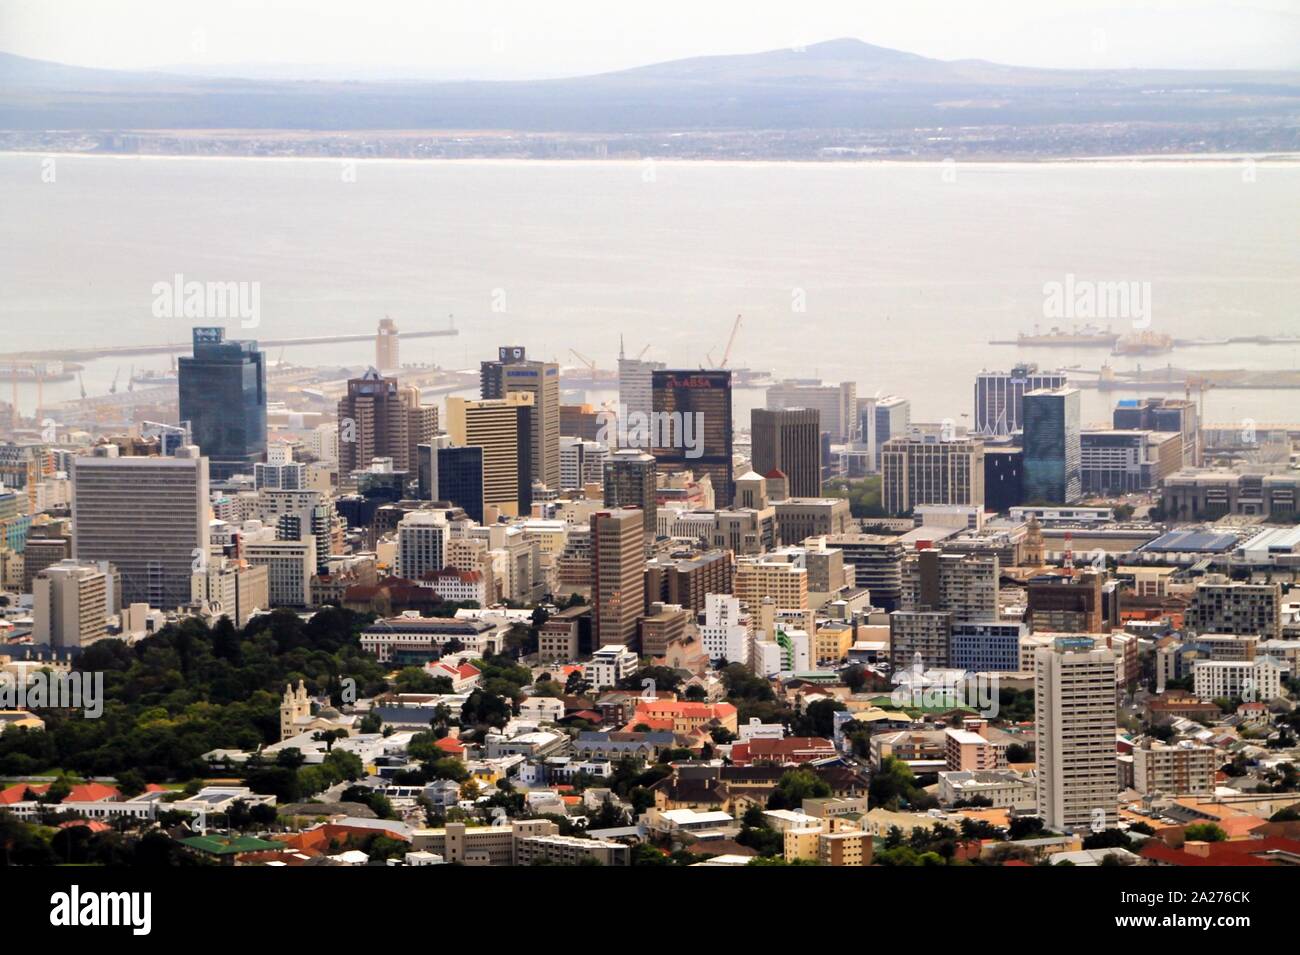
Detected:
left=1139, top=838, right=1300, bottom=867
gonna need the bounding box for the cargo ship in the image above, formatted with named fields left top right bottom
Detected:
left=1112, top=331, right=1174, bottom=356
left=991, top=325, right=1120, bottom=347
left=0, top=360, right=77, bottom=383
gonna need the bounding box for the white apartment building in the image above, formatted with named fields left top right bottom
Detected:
left=699, top=593, right=750, bottom=664
left=1035, top=638, right=1119, bottom=833
left=586, top=644, right=639, bottom=690
left=1193, top=657, right=1282, bottom=702
left=396, top=511, right=449, bottom=580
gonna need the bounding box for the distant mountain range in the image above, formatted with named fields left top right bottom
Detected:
left=2, top=38, right=1298, bottom=133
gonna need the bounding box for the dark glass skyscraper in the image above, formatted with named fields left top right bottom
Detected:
left=437, top=446, right=485, bottom=524
left=751, top=407, right=821, bottom=497
left=178, top=327, right=266, bottom=479
left=651, top=370, right=734, bottom=507
left=1022, top=388, right=1081, bottom=504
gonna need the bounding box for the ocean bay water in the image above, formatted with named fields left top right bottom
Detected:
left=1, top=153, right=1297, bottom=428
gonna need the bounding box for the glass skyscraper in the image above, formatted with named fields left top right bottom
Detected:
left=1022, top=387, right=1081, bottom=504
left=651, top=370, right=734, bottom=507
left=178, top=326, right=266, bottom=479
left=438, top=445, right=485, bottom=524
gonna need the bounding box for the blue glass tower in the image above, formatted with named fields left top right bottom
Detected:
left=1022, top=387, right=1081, bottom=504
left=178, top=327, right=267, bottom=479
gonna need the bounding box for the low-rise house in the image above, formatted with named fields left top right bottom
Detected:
left=730, top=736, right=837, bottom=767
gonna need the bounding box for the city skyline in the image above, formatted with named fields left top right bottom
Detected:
left=0, top=2, right=1293, bottom=927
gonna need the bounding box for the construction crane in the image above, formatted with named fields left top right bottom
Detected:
left=568, top=349, right=597, bottom=373
left=636, top=344, right=651, bottom=360
left=719, top=314, right=742, bottom=369
left=127, top=365, right=134, bottom=393
left=108, top=367, right=120, bottom=395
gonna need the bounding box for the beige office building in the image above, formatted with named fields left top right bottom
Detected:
left=591, top=509, right=646, bottom=649
left=71, top=446, right=209, bottom=611
left=447, top=393, right=532, bottom=519
left=734, top=555, right=809, bottom=616
left=33, top=559, right=114, bottom=648
left=190, top=559, right=270, bottom=627
left=881, top=435, right=984, bottom=515
left=244, top=537, right=316, bottom=608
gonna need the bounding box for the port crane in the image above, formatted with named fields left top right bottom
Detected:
left=569, top=349, right=598, bottom=373
left=705, top=314, right=743, bottom=368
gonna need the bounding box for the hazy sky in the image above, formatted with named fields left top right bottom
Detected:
left=2, top=0, right=1298, bottom=78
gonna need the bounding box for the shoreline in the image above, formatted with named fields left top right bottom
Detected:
left=2, top=149, right=1299, bottom=169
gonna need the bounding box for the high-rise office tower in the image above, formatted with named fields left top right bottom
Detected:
left=603, top=449, right=657, bottom=534
left=881, top=433, right=984, bottom=515
left=651, top=369, right=734, bottom=507
left=437, top=445, right=485, bottom=524
left=376, top=317, right=400, bottom=373
left=1035, top=638, right=1119, bottom=833
left=178, top=326, right=266, bottom=479
left=1023, top=387, right=1082, bottom=504
left=974, top=364, right=1068, bottom=437
left=446, top=394, right=533, bottom=519
left=983, top=447, right=1025, bottom=512
left=751, top=408, right=821, bottom=498
left=617, top=340, right=666, bottom=428
left=336, top=369, right=437, bottom=475
left=71, top=445, right=209, bottom=610
left=480, top=346, right=560, bottom=491
left=590, top=508, right=646, bottom=649
left=765, top=380, right=856, bottom=442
